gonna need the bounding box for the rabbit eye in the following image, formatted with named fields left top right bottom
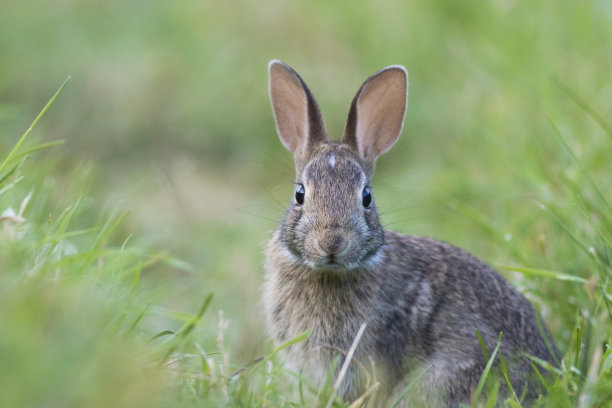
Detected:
left=295, top=184, right=305, bottom=205
left=362, top=187, right=372, bottom=208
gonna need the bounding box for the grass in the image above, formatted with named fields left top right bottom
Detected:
left=1, top=0, right=611, bottom=406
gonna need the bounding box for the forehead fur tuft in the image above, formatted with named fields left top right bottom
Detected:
left=302, top=145, right=365, bottom=188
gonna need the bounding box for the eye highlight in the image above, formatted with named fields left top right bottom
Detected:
left=362, top=187, right=372, bottom=208
left=295, top=184, right=305, bottom=205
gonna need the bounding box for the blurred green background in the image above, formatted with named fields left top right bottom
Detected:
left=1, top=0, right=611, bottom=406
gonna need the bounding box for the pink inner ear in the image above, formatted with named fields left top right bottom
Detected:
left=269, top=65, right=310, bottom=153
left=269, top=61, right=328, bottom=159
left=354, top=68, right=407, bottom=161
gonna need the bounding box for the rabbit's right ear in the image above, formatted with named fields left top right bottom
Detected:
left=268, top=60, right=327, bottom=158
left=342, top=66, right=408, bottom=174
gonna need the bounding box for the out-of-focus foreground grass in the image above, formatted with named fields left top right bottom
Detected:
left=1, top=0, right=611, bottom=406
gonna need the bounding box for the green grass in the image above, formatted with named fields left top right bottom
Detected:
left=1, top=0, right=611, bottom=406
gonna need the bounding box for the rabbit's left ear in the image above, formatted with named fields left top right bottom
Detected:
left=342, top=66, right=408, bottom=168
left=268, top=60, right=327, bottom=158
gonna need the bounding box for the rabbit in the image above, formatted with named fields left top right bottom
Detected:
left=262, top=60, right=559, bottom=407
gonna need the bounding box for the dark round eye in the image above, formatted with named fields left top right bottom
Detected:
left=295, top=184, right=305, bottom=205
left=362, top=187, right=372, bottom=208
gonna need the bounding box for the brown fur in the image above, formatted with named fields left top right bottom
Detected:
left=263, top=60, right=558, bottom=407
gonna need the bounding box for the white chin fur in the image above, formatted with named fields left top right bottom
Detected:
left=279, top=240, right=386, bottom=272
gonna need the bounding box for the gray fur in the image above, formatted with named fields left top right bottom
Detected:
left=264, top=61, right=558, bottom=407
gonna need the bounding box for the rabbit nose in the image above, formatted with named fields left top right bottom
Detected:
left=318, top=232, right=348, bottom=256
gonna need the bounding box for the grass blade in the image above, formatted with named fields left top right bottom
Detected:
left=553, top=77, right=612, bottom=140
left=601, top=345, right=612, bottom=375
left=388, top=364, right=431, bottom=408
left=178, top=293, right=214, bottom=337
left=477, top=330, right=490, bottom=361
left=266, top=330, right=311, bottom=362
left=535, top=312, right=562, bottom=367
left=129, top=261, right=142, bottom=296
left=498, top=350, right=519, bottom=405
left=90, top=209, right=130, bottom=251
left=0, top=76, right=70, bottom=175
left=9, top=140, right=65, bottom=164
left=0, top=158, right=27, bottom=187
left=0, top=175, right=24, bottom=197
left=498, top=264, right=588, bottom=284
left=522, top=354, right=564, bottom=376
left=149, top=330, right=175, bottom=343
left=325, top=323, right=367, bottom=408
left=530, top=362, right=550, bottom=392
left=126, top=301, right=151, bottom=336
left=547, top=117, right=611, bottom=212
left=574, top=327, right=582, bottom=372
left=484, top=380, right=501, bottom=408
left=472, top=332, right=503, bottom=407
left=538, top=203, right=595, bottom=263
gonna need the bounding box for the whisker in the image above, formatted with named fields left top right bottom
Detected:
left=237, top=204, right=286, bottom=213
left=233, top=207, right=282, bottom=224
left=378, top=203, right=431, bottom=216
left=376, top=191, right=416, bottom=214
left=381, top=214, right=435, bottom=228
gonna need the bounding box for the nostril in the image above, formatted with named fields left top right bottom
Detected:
left=321, top=233, right=346, bottom=255
left=331, top=235, right=343, bottom=251
left=325, top=223, right=341, bottom=230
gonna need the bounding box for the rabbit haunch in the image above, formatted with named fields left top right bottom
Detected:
left=263, top=60, right=558, bottom=406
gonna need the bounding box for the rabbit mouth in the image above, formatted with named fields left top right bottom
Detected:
left=305, top=255, right=340, bottom=269
left=323, top=255, right=341, bottom=268
left=305, top=254, right=361, bottom=271
left=307, top=236, right=357, bottom=270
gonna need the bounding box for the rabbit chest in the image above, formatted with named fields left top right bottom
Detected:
left=263, top=234, right=386, bottom=383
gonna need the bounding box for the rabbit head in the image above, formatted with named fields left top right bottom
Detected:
left=268, top=60, right=408, bottom=271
